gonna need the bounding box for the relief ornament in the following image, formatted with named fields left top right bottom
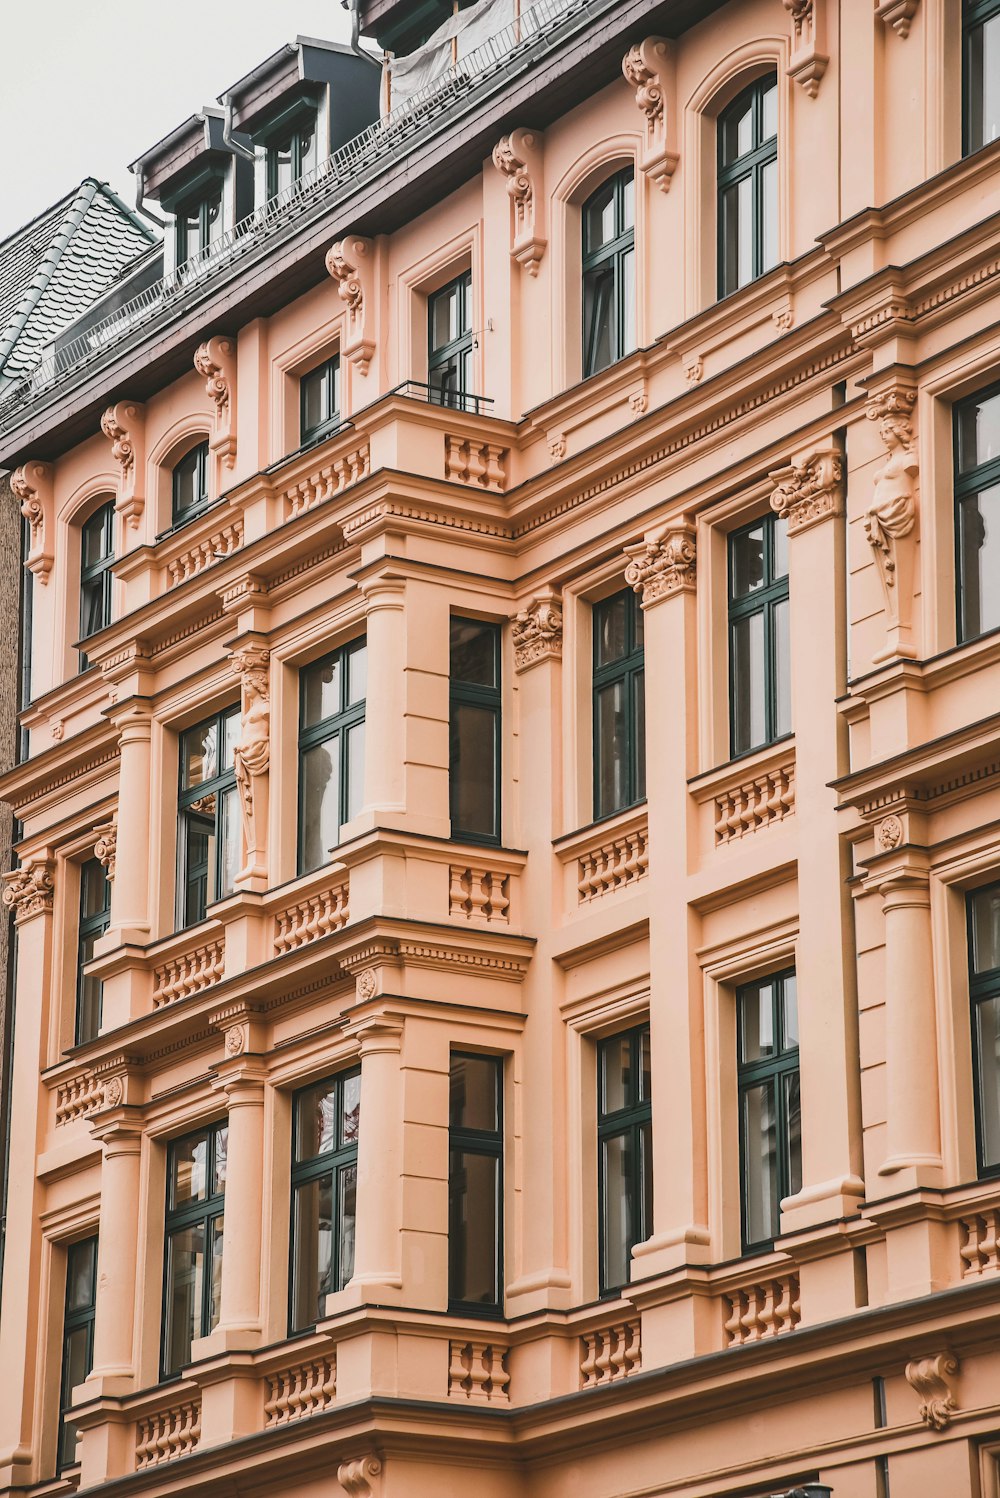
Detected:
left=865, top=388, right=919, bottom=662
left=230, top=648, right=271, bottom=886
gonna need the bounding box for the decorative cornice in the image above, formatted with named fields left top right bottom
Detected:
left=624, top=520, right=696, bottom=604
left=11, top=460, right=54, bottom=582
left=769, top=448, right=844, bottom=534
left=621, top=37, right=678, bottom=191
left=492, top=128, right=547, bottom=275
left=194, top=335, right=237, bottom=469
left=326, top=235, right=375, bottom=375
left=905, top=1352, right=959, bottom=1430
left=512, top=595, right=563, bottom=671
left=2, top=858, right=55, bottom=921
left=94, top=818, right=117, bottom=882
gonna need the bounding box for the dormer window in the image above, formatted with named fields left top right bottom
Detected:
left=175, top=187, right=223, bottom=267
left=172, top=441, right=210, bottom=526
left=266, top=109, right=318, bottom=199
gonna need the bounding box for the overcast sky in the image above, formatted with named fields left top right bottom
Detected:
left=1, top=1, right=356, bottom=240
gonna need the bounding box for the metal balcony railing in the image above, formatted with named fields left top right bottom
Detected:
left=0, top=0, right=605, bottom=429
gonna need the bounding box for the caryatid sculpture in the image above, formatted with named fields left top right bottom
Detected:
left=230, top=646, right=271, bottom=886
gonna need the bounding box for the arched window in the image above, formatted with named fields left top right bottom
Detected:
left=172, top=440, right=210, bottom=525
left=79, top=499, right=114, bottom=670
left=718, top=75, right=778, bottom=299
left=582, top=168, right=635, bottom=379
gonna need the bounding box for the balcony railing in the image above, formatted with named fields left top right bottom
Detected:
left=0, top=0, right=604, bottom=428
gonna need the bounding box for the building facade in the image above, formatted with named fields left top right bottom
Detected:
left=0, top=2, right=999, bottom=1496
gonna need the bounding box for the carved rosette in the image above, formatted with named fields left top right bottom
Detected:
left=2, top=859, right=55, bottom=922
left=194, top=336, right=237, bottom=469
left=11, top=461, right=54, bottom=582
left=337, top=1455, right=383, bottom=1498
left=94, top=818, right=118, bottom=882
left=769, top=449, right=844, bottom=535
left=782, top=0, right=829, bottom=96
left=100, top=401, right=146, bottom=529
left=905, top=1353, right=959, bottom=1431
left=512, top=597, right=563, bottom=671
left=864, top=386, right=919, bottom=662
left=326, top=236, right=375, bottom=375
left=492, top=128, right=547, bottom=275
left=622, top=37, right=678, bottom=191
left=229, top=645, right=271, bottom=886
left=224, top=1025, right=246, bottom=1057
left=101, top=1075, right=124, bottom=1110
left=624, top=522, right=696, bottom=605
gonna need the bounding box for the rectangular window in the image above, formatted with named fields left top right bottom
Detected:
left=171, top=441, right=210, bottom=526
left=582, top=169, right=635, bottom=378
left=177, top=707, right=240, bottom=928
left=729, top=513, right=790, bottom=758
left=969, top=882, right=1000, bottom=1174
left=964, top=0, right=1000, bottom=154
left=449, top=617, right=501, bottom=844
left=300, top=355, right=341, bottom=446
left=449, top=1053, right=503, bottom=1313
left=77, top=858, right=111, bottom=1046
left=289, top=1070, right=360, bottom=1332
left=593, top=588, right=645, bottom=820
left=162, top=1122, right=227, bottom=1377
left=59, top=1235, right=98, bottom=1469
left=954, top=383, right=1000, bottom=643
left=428, top=272, right=473, bottom=409
left=175, top=189, right=223, bottom=268
left=597, top=1025, right=652, bottom=1296
left=298, top=639, right=366, bottom=875
left=737, top=970, right=801, bottom=1251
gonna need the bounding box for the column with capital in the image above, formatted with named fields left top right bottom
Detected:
left=616, top=523, right=714, bottom=1365
left=104, top=700, right=153, bottom=946
left=0, top=858, right=55, bottom=1490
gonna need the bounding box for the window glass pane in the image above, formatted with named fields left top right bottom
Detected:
left=431, top=279, right=469, bottom=351
left=740, top=981, right=776, bottom=1062
left=451, top=618, right=497, bottom=685
left=743, top=1081, right=778, bottom=1244
left=302, top=656, right=341, bottom=728
left=450, top=1054, right=499, bottom=1131
left=81, top=860, right=109, bottom=921
left=300, top=739, right=340, bottom=873
left=338, top=1163, right=357, bottom=1288
left=621, top=247, right=636, bottom=355
left=761, top=78, right=778, bottom=141
left=959, top=483, right=1000, bottom=641
left=219, top=785, right=239, bottom=900
left=583, top=265, right=614, bottom=376
left=183, top=809, right=213, bottom=927
left=595, top=593, right=628, bottom=666
left=957, top=390, right=1000, bottom=472
left=171, top=1132, right=209, bottom=1207
left=772, top=513, right=789, bottom=579
left=721, top=95, right=753, bottom=166
left=634, top=669, right=646, bottom=802
left=639, top=1118, right=653, bottom=1243
left=209, top=1215, right=224, bottom=1331
left=773, top=596, right=791, bottom=738
left=347, top=643, right=367, bottom=704
left=82, top=507, right=112, bottom=568
left=638, top=1027, right=651, bottom=1101
left=968, top=16, right=1000, bottom=151
left=731, top=611, right=766, bottom=755
left=173, top=444, right=207, bottom=518
left=622, top=171, right=635, bottom=230
left=784, top=1070, right=802, bottom=1198
left=67, top=1239, right=97, bottom=1310
left=342, top=1073, right=361, bottom=1147
left=601, top=1132, right=633, bottom=1290
left=213, top=1125, right=228, bottom=1194
left=737, top=174, right=753, bottom=286
left=77, top=964, right=103, bottom=1045
left=63, top=1326, right=91, bottom=1406
left=296, top=1081, right=339, bottom=1162
left=977, top=994, right=1000, bottom=1168
left=291, top=1176, right=333, bottom=1330
left=583, top=179, right=616, bottom=254
left=299, top=123, right=317, bottom=178
left=732, top=525, right=766, bottom=598
left=450, top=702, right=497, bottom=838
left=762, top=158, right=778, bottom=272
left=429, top=352, right=462, bottom=405
left=164, top=1223, right=204, bottom=1372
left=301, top=366, right=326, bottom=436
left=595, top=679, right=627, bottom=818
left=601, top=1033, right=634, bottom=1114
left=448, top=1149, right=499, bottom=1304
left=80, top=578, right=107, bottom=641
left=972, top=885, right=1000, bottom=974
left=181, top=721, right=219, bottom=789
left=346, top=721, right=365, bottom=824
left=782, top=973, right=799, bottom=1050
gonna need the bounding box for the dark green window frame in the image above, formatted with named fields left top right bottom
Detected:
left=448, top=1052, right=503, bottom=1315
left=177, top=705, right=240, bottom=929
left=175, top=189, right=223, bottom=267
left=963, top=0, right=1000, bottom=155
left=728, top=513, right=790, bottom=759
left=449, top=617, right=501, bottom=846
left=737, top=969, right=800, bottom=1253
left=289, top=1069, right=360, bottom=1333
left=79, top=500, right=114, bottom=670
left=76, top=858, right=110, bottom=1046
left=597, top=1024, right=652, bottom=1297
left=954, top=379, right=1000, bottom=644
left=58, top=1235, right=98, bottom=1470
left=299, top=354, right=342, bottom=446
left=297, top=639, right=367, bottom=876
left=161, top=1121, right=227, bottom=1379
left=582, top=167, right=635, bottom=379
left=968, top=882, right=1000, bottom=1176
left=171, top=441, right=210, bottom=527
left=428, top=271, right=473, bottom=410
left=265, top=109, right=319, bottom=200
left=592, top=588, right=645, bottom=821
left=717, top=74, right=778, bottom=299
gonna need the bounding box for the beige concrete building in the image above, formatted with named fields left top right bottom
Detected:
left=0, top=2, right=999, bottom=1495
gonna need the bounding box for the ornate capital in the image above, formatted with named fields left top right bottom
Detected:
left=11, top=460, right=54, bottom=582
left=194, top=336, right=237, bottom=469
left=512, top=596, right=563, bottom=671
left=492, top=128, right=547, bottom=275
left=864, top=385, right=919, bottom=661
left=100, top=401, right=146, bottom=528
left=624, top=521, right=696, bottom=605
left=326, top=235, right=375, bottom=375
left=905, top=1352, right=958, bottom=1430
left=2, top=858, right=55, bottom=921
left=94, top=818, right=117, bottom=882
left=769, top=449, right=844, bottom=534
left=622, top=37, right=678, bottom=191
left=337, top=1455, right=383, bottom=1498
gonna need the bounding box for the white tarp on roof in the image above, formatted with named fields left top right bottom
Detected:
left=386, top=0, right=517, bottom=110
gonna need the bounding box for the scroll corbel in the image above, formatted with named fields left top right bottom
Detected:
left=492, top=128, right=547, bottom=275
left=622, top=37, right=679, bottom=192
left=11, top=461, right=54, bottom=583
left=101, top=400, right=146, bottom=529
left=782, top=0, right=829, bottom=96
left=194, top=336, right=237, bottom=471
left=326, top=236, right=376, bottom=376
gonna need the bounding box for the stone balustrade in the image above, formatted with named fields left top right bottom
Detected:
left=263, top=1353, right=338, bottom=1426
left=273, top=877, right=350, bottom=955
left=722, top=1272, right=801, bottom=1347
left=579, top=1318, right=642, bottom=1389
left=282, top=443, right=371, bottom=519
left=134, top=1397, right=201, bottom=1469
left=447, top=1340, right=511, bottom=1403
left=152, top=937, right=226, bottom=1007
left=577, top=824, right=649, bottom=902
left=958, top=1207, right=1000, bottom=1278
left=54, top=1069, right=103, bottom=1126
left=444, top=434, right=507, bottom=492
left=449, top=865, right=510, bottom=923
left=714, top=761, right=795, bottom=844
left=164, top=518, right=243, bottom=588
